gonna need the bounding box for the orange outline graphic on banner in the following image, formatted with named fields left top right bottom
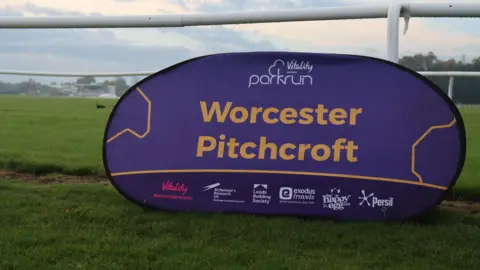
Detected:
left=107, top=87, right=152, bottom=143
left=411, top=118, right=457, bottom=183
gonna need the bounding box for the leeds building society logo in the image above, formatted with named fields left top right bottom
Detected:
left=252, top=184, right=271, bottom=204
left=358, top=190, right=394, bottom=208
left=201, top=183, right=245, bottom=203
left=322, top=188, right=351, bottom=211
left=279, top=187, right=315, bottom=204
left=248, top=59, right=314, bottom=88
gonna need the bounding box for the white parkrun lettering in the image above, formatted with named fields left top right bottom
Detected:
left=248, top=59, right=314, bottom=88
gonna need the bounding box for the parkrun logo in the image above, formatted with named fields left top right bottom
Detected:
left=248, top=59, right=314, bottom=88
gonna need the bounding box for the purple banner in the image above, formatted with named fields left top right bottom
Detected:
left=103, top=52, right=466, bottom=221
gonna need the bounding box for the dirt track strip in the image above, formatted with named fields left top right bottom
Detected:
left=0, top=170, right=110, bottom=185
left=1, top=170, right=479, bottom=216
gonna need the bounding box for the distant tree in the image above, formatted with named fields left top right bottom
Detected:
left=114, top=77, right=130, bottom=97
left=76, top=76, right=96, bottom=84
left=398, top=52, right=480, bottom=104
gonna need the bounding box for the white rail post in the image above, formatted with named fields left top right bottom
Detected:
left=448, top=76, right=454, bottom=100
left=386, top=3, right=402, bottom=63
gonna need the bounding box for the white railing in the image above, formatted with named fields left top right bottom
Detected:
left=0, top=70, right=153, bottom=77
left=1, top=2, right=480, bottom=63
left=0, top=2, right=479, bottom=100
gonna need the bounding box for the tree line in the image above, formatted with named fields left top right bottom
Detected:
left=0, top=52, right=480, bottom=103
left=399, top=52, right=480, bottom=104
left=0, top=76, right=131, bottom=97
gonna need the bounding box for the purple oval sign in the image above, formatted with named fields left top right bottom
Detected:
left=103, top=52, right=466, bottom=221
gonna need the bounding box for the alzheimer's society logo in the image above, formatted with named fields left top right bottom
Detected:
left=248, top=59, right=314, bottom=88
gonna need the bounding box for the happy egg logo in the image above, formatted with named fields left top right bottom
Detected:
left=248, top=59, right=314, bottom=88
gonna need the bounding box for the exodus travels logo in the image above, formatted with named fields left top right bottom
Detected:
left=153, top=180, right=193, bottom=200
left=248, top=59, right=314, bottom=88
left=322, top=188, right=351, bottom=211
left=252, top=184, right=271, bottom=204
left=279, top=187, right=315, bottom=204
left=202, top=183, right=245, bottom=203
left=358, top=190, right=394, bottom=208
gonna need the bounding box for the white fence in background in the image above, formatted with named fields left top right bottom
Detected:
left=0, top=2, right=480, bottom=101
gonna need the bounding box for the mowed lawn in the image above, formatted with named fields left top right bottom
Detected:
left=0, top=96, right=116, bottom=175
left=2, top=180, right=480, bottom=270
left=1, top=96, right=480, bottom=269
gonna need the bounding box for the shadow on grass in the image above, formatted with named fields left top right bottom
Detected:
left=448, top=187, right=480, bottom=201
left=136, top=202, right=480, bottom=226
left=0, top=159, right=104, bottom=176
left=290, top=207, right=480, bottom=226
left=406, top=208, right=480, bottom=225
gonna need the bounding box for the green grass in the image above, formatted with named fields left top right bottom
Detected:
left=1, top=180, right=480, bottom=270
left=0, top=96, right=115, bottom=175
left=1, top=96, right=480, bottom=269
left=455, top=107, right=480, bottom=198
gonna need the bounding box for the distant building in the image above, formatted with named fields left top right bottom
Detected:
left=58, top=83, right=77, bottom=96
left=56, top=82, right=117, bottom=98
left=27, top=89, right=40, bottom=96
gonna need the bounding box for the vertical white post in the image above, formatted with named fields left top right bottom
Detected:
left=448, top=76, right=454, bottom=100
left=386, top=4, right=402, bottom=63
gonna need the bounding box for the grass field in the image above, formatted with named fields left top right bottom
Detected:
left=1, top=96, right=480, bottom=269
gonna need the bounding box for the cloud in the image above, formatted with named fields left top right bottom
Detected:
left=0, top=0, right=479, bottom=83
left=0, top=1, right=277, bottom=82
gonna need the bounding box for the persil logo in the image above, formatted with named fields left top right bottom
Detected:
left=358, top=190, right=394, bottom=208
left=248, top=59, right=314, bottom=88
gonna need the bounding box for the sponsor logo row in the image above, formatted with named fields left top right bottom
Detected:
left=154, top=180, right=394, bottom=211
left=251, top=184, right=393, bottom=210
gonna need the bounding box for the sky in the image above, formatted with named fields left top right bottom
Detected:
left=0, top=0, right=479, bottom=83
